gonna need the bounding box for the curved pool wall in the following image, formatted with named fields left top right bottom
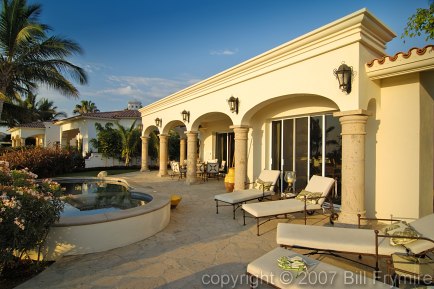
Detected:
left=37, top=177, right=170, bottom=261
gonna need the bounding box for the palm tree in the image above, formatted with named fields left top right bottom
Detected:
left=73, top=100, right=99, bottom=115
left=115, top=120, right=141, bottom=166
left=35, top=98, right=66, bottom=121
left=0, top=0, right=88, bottom=119
left=0, top=91, right=66, bottom=126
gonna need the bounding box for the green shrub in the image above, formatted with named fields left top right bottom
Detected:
left=0, top=146, right=84, bottom=178
left=0, top=161, right=64, bottom=274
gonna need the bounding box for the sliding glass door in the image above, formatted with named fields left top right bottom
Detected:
left=271, top=115, right=341, bottom=194
left=215, top=132, right=235, bottom=171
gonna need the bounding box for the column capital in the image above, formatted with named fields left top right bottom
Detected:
left=185, top=130, right=199, bottom=135
left=140, top=136, right=149, bottom=140
left=158, top=133, right=169, bottom=138
left=229, top=125, right=250, bottom=130
left=333, top=109, right=372, bottom=118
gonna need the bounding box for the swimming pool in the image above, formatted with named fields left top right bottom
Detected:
left=36, top=177, right=170, bottom=261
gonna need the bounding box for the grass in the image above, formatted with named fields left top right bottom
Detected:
left=55, top=169, right=139, bottom=177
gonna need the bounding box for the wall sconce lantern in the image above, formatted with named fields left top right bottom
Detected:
left=137, top=123, right=143, bottom=131
left=227, top=96, right=239, bottom=114
left=155, top=117, right=162, bottom=127
left=181, top=110, right=190, bottom=122
left=333, top=63, right=353, bottom=94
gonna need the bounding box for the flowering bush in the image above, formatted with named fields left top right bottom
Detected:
left=0, top=161, right=64, bottom=274
left=0, top=146, right=85, bottom=178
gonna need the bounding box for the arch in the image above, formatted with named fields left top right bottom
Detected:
left=241, top=93, right=340, bottom=125
left=143, top=125, right=159, bottom=137
left=191, top=112, right=233, bottom=131
left=161, top=120, right=185, bottom=135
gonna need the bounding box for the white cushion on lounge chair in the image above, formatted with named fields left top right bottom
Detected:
left=215, top=189, right=273, bottom=204
left=248, top=247, right=394, bottom=289
left=303, top=175, right=335, bottom=205
left=214, top=170, right=280, bottom=204
left=276, top=223, right=408, bottom=256
left=242, top=199, right=322, bottom=218
left=242, top=175, right=334, bottom=218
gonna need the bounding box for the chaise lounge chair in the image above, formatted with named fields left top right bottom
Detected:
left=214, top=169, right=280, bottom=219
left=276, top=213, right=434, bottom=271
left=247, top=247, right=396, bottom=289
left=242, top=175, right=336, bottom=235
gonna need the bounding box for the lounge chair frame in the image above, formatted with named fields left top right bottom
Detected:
left=279, top=214, right=434, bottom=272
left=215, top=181, right=274, bottom=220
left=242, top=194, right=339, bottom=235
left=214, top=170, right=280, bottom=219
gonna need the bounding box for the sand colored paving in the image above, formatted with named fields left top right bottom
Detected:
left=17, top=171, right=389, bottom=289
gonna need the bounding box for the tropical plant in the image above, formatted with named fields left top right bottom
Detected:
left=73, top=100, right=99, bottom=115
left=168, top=129, right=180, bottom=161
left=148, top=130, right=159, bottom=162
left=115, top=120, right=141, bottom=166
left=402, top=0, right=434, bottom=41
left=34, top=98, right=67, bottom=121
left=0, top=161, right=64, bottom=274
left=1, top=92, right=66, bottom=126
left=89, top=122, right=122, bottom=162
left=0, top=0, right=87, bottom=119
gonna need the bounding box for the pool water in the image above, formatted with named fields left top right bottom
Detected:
left=60, top=181, right=151, bottom=217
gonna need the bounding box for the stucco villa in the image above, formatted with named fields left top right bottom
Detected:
left=139, top=9, right=433, bottom=223
left=9, top=101, right=142, bottom=162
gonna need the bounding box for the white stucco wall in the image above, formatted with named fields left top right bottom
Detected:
left=43, top=122, right=60, bottom=146
left=58, top=118, right=141, bottom=155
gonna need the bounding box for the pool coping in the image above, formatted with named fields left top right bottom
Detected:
left=51, top=176, right=170, bottom=227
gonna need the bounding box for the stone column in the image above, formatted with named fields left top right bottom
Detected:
left=180, top=137, right=186, bottom=166
left=158, top=134, right=169, bottom=177
left=334, top=109, right=371, bottom=224
left=20, top=138, right=25, bottom=147
left=231, top=126, right=249, bottom=191
left=140, top=136, right=149, bottom=172
left=185, top=131, right=198, bottom=184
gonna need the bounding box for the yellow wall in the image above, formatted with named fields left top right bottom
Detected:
left=374, top=73, right=433, bottom=219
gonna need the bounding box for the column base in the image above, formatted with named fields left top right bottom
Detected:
left=337, top=210, right=366, bottom=225
left=140, top=168, right=150, bottom=172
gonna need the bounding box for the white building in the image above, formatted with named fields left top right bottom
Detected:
left=139, top=9, right=433, bottom=223
left=8, top=101, right=142, bottom=167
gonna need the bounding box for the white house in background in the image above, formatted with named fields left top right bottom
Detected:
left=8, top=101, right=142, bottom=167
left=139, top=9, right=433, bottom=223
left=9, top=121, right=60, bottom=147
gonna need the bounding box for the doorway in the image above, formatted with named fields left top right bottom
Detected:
left=271, top=115, right=341, bottom=194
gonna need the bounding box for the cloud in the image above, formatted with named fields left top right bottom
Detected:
left=98, top=85, right=142, bottom=97
left=210, top=48, right=238, bottom=56
left=102, top=75, right=200, bottom=100
left=35, top=74, right=202, bottom=117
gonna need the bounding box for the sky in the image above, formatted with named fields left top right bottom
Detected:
left=26, top=0, right=433, bottom=118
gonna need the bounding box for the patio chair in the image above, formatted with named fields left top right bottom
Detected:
left=214, top=169, right=280, bottom=219
left=276, top=213, right=434, bottom=272
left=206, top=162, right=220, bottom=181
left=242, top=175, right=336, bottom=235
left=169, top=161, right=181, bottom=180
left=196, top=162, right=206, bottom=181
left=218, top=160, right=226, bottom=178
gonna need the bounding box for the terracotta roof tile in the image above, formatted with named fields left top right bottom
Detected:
left=16, top=121, right=46, bottom=128
left=367, top=45, right=434, bottom=67
left=80, top=110, right=140, bottom=119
